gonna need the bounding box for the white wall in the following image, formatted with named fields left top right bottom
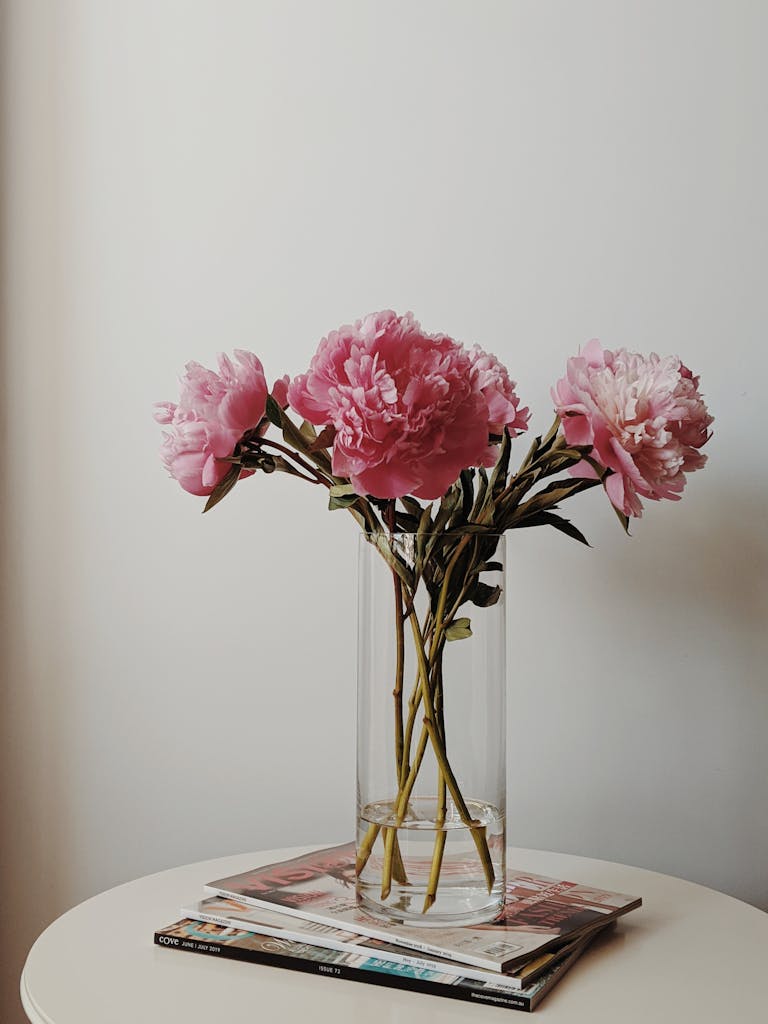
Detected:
left=2, top=1, right=766, bottom=1020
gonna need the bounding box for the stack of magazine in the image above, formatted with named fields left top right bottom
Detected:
left=154, top=842, right=641, bottom=1013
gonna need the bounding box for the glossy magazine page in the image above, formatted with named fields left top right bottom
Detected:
left=181, top=895, right=596, bottom=991
left=205, top=843, right=640, bottom=972
left=154, top=918, right=599, bottom=1012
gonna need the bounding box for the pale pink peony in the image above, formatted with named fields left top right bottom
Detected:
left=288, top=311, right=497, bottom=500
left=158, top=417, right=243, bottom=496
left=552, top=339, right=713, bottom=517
left=155, top=351, right=271, bottom=496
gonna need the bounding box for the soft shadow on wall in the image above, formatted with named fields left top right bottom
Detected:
left=509, top=481, right=768, bottom=911
left=0, top=6, right=75, bottom=1024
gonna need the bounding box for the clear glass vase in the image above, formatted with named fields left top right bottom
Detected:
left=356, top=532, right=506, bottom=927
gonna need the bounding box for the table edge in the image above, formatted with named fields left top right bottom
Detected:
left=19, top=844, right=767, bottom=1024
left=20, top=967, right=53, bottom=1024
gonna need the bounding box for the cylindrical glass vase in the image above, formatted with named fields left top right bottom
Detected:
left=356, top=532, right=506, bottom=927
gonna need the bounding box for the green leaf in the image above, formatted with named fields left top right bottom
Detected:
left=538, top=416, right=562, bottom=455
left=470, top=466, right=489, bottom=521
left=432, top=486, right=460, bottom=534
left=459, top=469, right=475, bottom=523
left=489, top=428, right=512, bottom=503
left=537, top=446, right=604, bottom=480
left=445, top=617, right=473, bottom=641
left=265, top=394, right=283, bottom=428
left=514, top=510, right=591, bottom=546
left=519, top=433, right=542, bottom=472
left=309, top=424, right=336, bottom=451
left=529, top=476, right=602, bottom=507
left=239, top=452, right=279, bottom=473
left=612, top=503, right=631, bottom=535
left=394, top=512, right=421, bottom=532
left=368, top=495, right=391, bottom=514
left=328, top=493, right=359, bottom=510
left=417, top=502, right=434, bottom=535
left=328, top=483, right=359, bottom=511
left=423, top=488, right=461, bottom=566
left=202, top=464, right=241, bottom=513
left=414, top=501, right=434, bottom=575
left=502, top=476, right=601, bottom=528
left=400, top=496, right=424, bottom=518
left=348, top=507, right=367, bottom=529
left=299, top=420, right=318, bottom=444
left=280, top=412, right=311, bottom=452
left=470, top=582, right=502, bottom=608
left=368, top=532, right=415, bottom=590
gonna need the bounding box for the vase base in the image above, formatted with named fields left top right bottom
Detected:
left=356, top=887, right=504, bottom=928
left=356, top=797, right=505, bottom=927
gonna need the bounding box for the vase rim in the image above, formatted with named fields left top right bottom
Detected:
left=359, top=530, right=506, bottom=539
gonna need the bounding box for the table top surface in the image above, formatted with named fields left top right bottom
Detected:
left=21, top=845, right=768, bottom=1024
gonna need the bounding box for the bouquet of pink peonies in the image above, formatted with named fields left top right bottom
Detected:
left=156, top=310, right=712, bottom=920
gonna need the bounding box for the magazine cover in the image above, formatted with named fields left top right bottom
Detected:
left=154, top=917, right=598, bottom=1012
left=181, top=895, right=593, bottom=992
left=205, top=843, right=641, bottom=972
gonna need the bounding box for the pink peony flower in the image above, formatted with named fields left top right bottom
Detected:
left=155, top=350, right=270, bottom=496
left=552, top=339, right=713, bottom=517
left=469, top=346, right=530, bottom=437
left=271, top=375, right=290, bottom=409
left=288, top=311, right=497, bottom=500
left=468, top=345, right=530, bottom=466
left=158, top=417, right=242, bottom=496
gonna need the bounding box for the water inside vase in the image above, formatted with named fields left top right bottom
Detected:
left=356, top=796, right=505, bottom=927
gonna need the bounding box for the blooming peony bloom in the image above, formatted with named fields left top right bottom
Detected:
left=288, top=311, right=504, bottom=500
left=469, top=346, right=530, bottom=437
left=158, top=417, right=242, bottom=496
left=155, top=350, right=270, bottom=496
left=468, top=345, right=530, bottom=466
left=552, top=339, right=713, bottom=517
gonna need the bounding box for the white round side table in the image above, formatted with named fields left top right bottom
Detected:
left=20, top=845, right=768, bottom=1023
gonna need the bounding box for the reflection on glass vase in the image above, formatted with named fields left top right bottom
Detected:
left=356, top=531, right=506, bottom=927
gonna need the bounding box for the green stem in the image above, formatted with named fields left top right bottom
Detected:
left=378, top=826, right=408, bottom=893
left=429, top=536, right=472, bottom=658
left=381, top=543, right=496, bottom=904
left=442, top=537, right=482, bottom=626
left=380, top=718, right=430, bottom=899
left=380, top=645, right=439, bottom=900
left=356, top=823, right=380, bottom=875
left=357, top=618, right=432, bottom=887
left=423, top=778, right=447, bottom=913
left=385, top=502, right=409, bottom=888
left=386, top=503, right=406, bottom=784
left=423, top=717, right=494, bottom=896
left=392, top=831, right=407, bottom=885
left=398, top=610, right=433, bottom=788
left=423, top=662, right=447, bottom=912
left=399, top=682, right=421, bottom=789
left=255, top=438, right=332, bottom=486
left=409, top=611, right=495, bottom=896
